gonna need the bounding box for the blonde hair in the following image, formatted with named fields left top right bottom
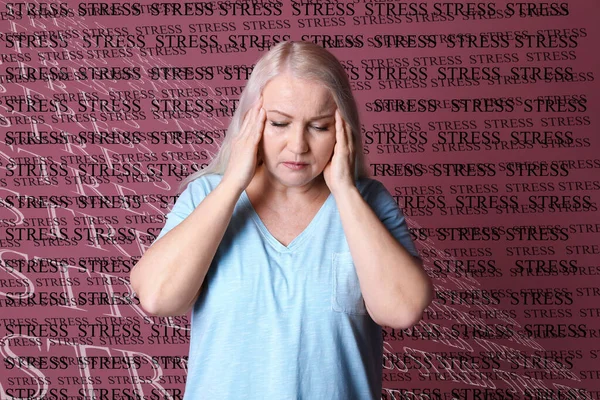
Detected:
left=178, top=40, right=369, bottom=194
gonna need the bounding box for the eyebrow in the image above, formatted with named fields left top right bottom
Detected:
left=267, top=110, right=334, bottom=120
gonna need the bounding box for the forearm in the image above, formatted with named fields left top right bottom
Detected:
left=334, top=186, right=433, bottom=329
left=131, top=181, right=242, bottom=316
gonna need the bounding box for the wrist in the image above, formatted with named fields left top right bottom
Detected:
left=217, top=178, right=244, bottom=200
left=331, top=181, right=359, bottom=199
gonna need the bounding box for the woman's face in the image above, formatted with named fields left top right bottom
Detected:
left=259, top=73, right=337, bottom=189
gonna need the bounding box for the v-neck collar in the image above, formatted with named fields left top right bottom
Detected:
left=240, top=190, right=333, bottom=253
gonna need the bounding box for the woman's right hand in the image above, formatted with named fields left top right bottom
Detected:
left=222, top=96, right=266, bottom=193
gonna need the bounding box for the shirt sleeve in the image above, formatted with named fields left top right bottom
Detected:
left=364, top=179, right=421, bottom=260
left=151, top=177, right=210, bottom=246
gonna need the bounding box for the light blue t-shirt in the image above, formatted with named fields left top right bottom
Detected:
left=152, top=173, right=421, bottom=400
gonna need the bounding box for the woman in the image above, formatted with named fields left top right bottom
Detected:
left=131, top=41, right=433, bottom=399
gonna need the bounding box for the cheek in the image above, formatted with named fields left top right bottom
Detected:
left=263, top=126, right=284, bottom=140
left=317, top=137, right=336, bottom=161
left=259, top=131, right=280, bottom=158
left=263, top=125, right=276, bottom=136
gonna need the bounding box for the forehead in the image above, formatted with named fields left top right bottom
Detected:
left=262, top=73, right=335, bottom=113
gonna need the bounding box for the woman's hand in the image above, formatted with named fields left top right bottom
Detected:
left=222, top=96, right=266, bottom=193
left=323, top=109, right=356, bottom=196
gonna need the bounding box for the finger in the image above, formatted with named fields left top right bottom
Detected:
left=253, top=95, right=263, bottom=117
left=247, top=98, right=261, bottom=124
left=254, top=107, right=266, bottom=144
left=335, top=109, right=344, bottom=146
left=251, top=97, right=265, bottom=131
left=345, top=120, right=355, bottom=173
left=251, top=96, right=264, bottom=125
left=345, top=120, right=353, bottom=154
left=241, top=98, right=262, bottom=139
left=337, top=110, right=350, bottom=154
left=242, top=98, right=259, bottom=124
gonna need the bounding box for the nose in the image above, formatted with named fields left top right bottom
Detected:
left=286, top=125, right=309, bottom=154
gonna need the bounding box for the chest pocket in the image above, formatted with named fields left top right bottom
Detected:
left=331, top=252, right=368, bottom=315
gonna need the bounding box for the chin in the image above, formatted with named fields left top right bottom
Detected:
left=279, top=174, right=315, bottom=187
left=270, top=166, right=320, bottom=187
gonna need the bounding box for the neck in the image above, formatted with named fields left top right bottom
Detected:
left=248, top=165, right=330, bottom=205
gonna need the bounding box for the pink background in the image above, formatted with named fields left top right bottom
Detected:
left=0, top=1, right=599, bottom=399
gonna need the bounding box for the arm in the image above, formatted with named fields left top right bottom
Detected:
left=130, top=180, right=242, bottom=317
left=133, top=97, right=266, bottom=317
left=324, top=110, right=433, bottom=329
left=334, top=184, right=433, bottom=329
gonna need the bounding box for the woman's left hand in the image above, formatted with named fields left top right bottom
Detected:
left=323, top=109, right=356, bottom=195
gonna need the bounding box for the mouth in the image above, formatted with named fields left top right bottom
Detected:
left=282, top=162, right=309, bottom=170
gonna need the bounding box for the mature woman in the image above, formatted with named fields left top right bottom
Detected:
left=131, top=41, right=433, bottom=399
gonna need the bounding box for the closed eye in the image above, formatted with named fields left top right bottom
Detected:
left=269, top=122, right=329, bottom=131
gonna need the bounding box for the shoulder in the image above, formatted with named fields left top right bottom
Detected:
left=186, top=173, right=223, bottom=193
left=178, top=173, right=224, bottom=208
left=355, top=177, right=390, bottom=199
left=354, top=177, right=400, bottom=213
